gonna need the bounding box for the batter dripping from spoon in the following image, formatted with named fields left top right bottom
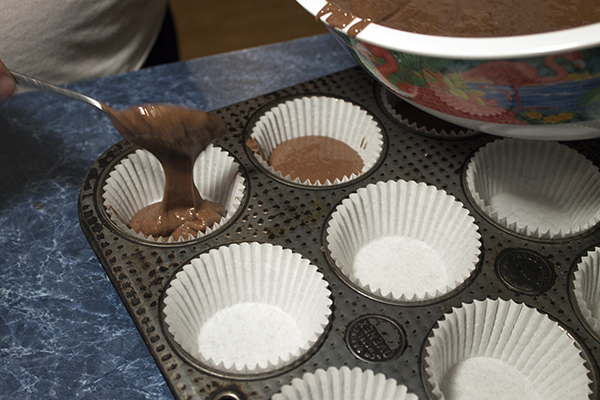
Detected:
left=105, top=103, right=228, bottom=240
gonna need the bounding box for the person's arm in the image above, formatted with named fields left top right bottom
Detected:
left=0, top=60, right=16, bottom=98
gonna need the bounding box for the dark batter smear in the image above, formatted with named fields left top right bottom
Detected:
left=316, top=3, right=372, bottom=38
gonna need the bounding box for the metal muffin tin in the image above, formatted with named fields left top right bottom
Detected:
left=78, top=66, right=600, bottom=400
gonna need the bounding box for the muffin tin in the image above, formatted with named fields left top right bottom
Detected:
left=78, top=66, right=600, bottom=400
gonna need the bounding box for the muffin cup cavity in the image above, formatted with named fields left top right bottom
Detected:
left=573, top=247, right=600, bottom=337
left=380, top=87, right=479, bottom=139
left=248, top=96, right=383, bottom=186
left=162, top=242, right=332, bottom=375
left=102, top=144, right=245, bottom=243
left=424, top=299, right=592, bottom=400
left=272, top=366, right=418, bottom=400
left=465, top=138, right=600, bottom=240
left=326, top=179, right=481, bottom=302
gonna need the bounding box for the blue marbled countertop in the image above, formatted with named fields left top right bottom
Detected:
left=0, top=34, right=356, bottom=400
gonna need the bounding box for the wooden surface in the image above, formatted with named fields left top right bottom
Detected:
left=169, top=0, right=328, bottom=60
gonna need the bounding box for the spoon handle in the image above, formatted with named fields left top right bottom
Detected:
left=10, top=70, right=105, bottom=112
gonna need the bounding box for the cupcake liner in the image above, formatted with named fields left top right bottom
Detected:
left=102, top=144, right=245, bottom=243
left=380, top=87, right=479, bottom=139
left=465, top=138, right=600, bottom=239
left=424, top=299, right=592, bottom=400
left=573, top=247, right=600, bottom=337
left=248, top=96, right=383, bottom=186
left=272, top=366, right=418, bottom=400
left=326, top=179, right=481, bottom=302
left=162, top=242, right=332, bottom=375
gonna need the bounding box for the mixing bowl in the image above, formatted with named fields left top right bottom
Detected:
left=295, top=0, right=600, bottom=140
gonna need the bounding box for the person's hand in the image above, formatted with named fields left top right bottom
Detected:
left=0, top=60, right=16, bottom=98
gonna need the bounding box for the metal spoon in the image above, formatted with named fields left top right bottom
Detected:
left=9, top=70, right=220, bottom=158
left=10, top=70, right=116, bottom=119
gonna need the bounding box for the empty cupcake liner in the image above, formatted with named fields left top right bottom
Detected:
left=248, top=96, right=383, bottom=186
left=102, top=144, right=245, bottom=243
left=162, top=242, right=332, bottom=375
left=424, top=299, right=592, bottom=400
left=573, top=246, right=600, bottom=337
left=272, top=366, right=418, bottom=400
left=379, top=87, right=479, bottom=139
left=326, top=179, right=481, bottom=302
left=465, top=138, right=600, bottom=240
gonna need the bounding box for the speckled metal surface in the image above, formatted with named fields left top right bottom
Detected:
left=79, top=66, right=600, bottom=400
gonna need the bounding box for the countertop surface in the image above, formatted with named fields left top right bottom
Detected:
left=0, top=34, right=356, bottom=400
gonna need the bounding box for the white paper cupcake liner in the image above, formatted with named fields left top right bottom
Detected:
left=380, top=88, right=479, bottom=139
left=424, top=299, right=592, bottom=400
left=465, top=138, right=600, bottom=239
left=248, top=96, right=383, bottom=186
left=162, top=242, right=332, bottom=375
left=102, top=144, right=245, bottom=243
left=272, top=366, right=418, bottom=400
left=573, top=247, right=600, bottom=337
left=326, top=179, right=481, bottom=302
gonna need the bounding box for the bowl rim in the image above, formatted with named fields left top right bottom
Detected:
left=295, top=0, right=600, bottom=60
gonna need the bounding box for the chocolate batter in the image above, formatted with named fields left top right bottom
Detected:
left=265, top=136, right=363, bottom=183
left=320, top=0, right=600, bottom=37
left=105, top=103, right=227, bottom=239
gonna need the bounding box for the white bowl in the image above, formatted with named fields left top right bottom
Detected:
left=296, top=0, right=600, bottom=140
left=296, top=0, right=600, bottom=59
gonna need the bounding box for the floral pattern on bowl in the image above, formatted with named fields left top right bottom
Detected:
left=330, top=28, right=600, bottom=139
